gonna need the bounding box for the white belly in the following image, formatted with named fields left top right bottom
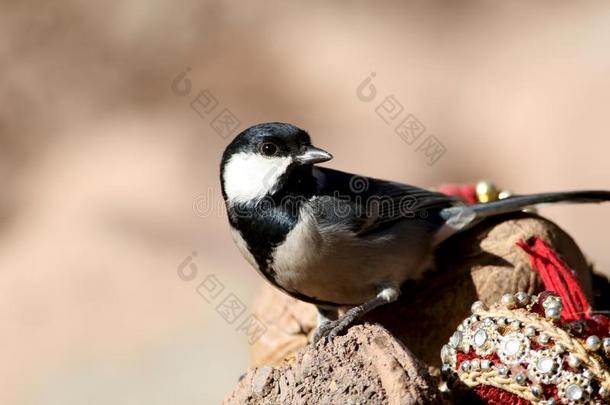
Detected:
left=270, top=205, right=434, bottom=305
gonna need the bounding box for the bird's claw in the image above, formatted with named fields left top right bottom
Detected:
left=312, top=322, right=332, bottom=344
left=312, top=311, right=360, bottom=344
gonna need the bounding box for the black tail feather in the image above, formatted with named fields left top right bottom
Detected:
left=471, top=190, right=610, bottom=218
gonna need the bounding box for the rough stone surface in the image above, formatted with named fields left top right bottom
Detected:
left=224, top=324, right=442, bottom=405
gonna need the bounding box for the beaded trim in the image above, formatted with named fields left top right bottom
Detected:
left=441, top=292, right=610, bottom=404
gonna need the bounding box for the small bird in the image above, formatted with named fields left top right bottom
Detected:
left=220, top=122, right=610, bottom=342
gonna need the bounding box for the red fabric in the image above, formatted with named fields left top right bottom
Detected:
left=473, top=386, right=531, bottom=405
left=456, top=352, right=499, bottom=367
left=517, top=238, right=591, bottom=321
left=456, top=352, right=531, bottom=405
left=438, top=184, right=478, bottom=204
left=590, top=314, right=610, bottom=337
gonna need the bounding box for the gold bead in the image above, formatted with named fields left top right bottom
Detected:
left=476, top=181, right=500, bottom=203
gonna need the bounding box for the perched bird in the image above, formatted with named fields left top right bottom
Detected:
left=220, top=122, right=610, bottom=341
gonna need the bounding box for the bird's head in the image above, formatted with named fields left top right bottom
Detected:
left=220, top=122, right=332, bottom=205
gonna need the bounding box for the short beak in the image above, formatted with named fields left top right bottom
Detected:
left=295, top=146, right=333, bottom=165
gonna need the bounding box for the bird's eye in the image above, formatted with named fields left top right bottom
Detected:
left=259, top=142, right=278, bottom=157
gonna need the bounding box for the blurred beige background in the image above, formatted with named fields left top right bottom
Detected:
left=2, top=1, right=610, bottom=404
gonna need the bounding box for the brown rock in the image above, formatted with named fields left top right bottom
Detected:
left=224, top=324, right=441, bottom=404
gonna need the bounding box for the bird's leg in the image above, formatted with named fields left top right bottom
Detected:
left=312, top=307, right=338, bottom=343
left=312, top=286, right=400, bottom=343
left=315, top=306, right=338, bottom=329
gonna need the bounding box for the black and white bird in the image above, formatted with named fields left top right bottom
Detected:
left=220, top=122, right=610, bottom=341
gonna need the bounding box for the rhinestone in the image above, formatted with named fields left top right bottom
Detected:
left=531, top=385, right=543, bottom=397
left=545, top=400, right=557, bottom=405
left=586, top=335, right=601, bottom=351
left=441, top=345, right=455, bottom=364
left=568, top=354, right=582, bottom=368
left=542, top=295, right=563, bottom=310
left=497, top=365, right=509, bottom=376
left=449, top=331, right=462, bottom=349
left=536, top=356, right=555, bottom=374
left=471, top=359, right=481, bottom=370
left=564, top=379, right=590, bottom=397
left=554, top=343, right=566, bottom=354
left=599, top=386, right=609, bottom=397
left=515, top=372, right=527, bottom=385
left=496, top=317, right=507, bottom=327
left=498, top=333, right=529, bottom=365
left=528, top=350, right=562, bottom=384
left=461, top=360, right=471, bottom=371
left=515, top=291, right=529, bottom=306
left=474, top=329, right=488, bottom=347
left=542, top=295, right=563, bottom=319
left=483, top=318, right=494, bottom=327
left=603, top=337, right=610, bottom=352
left=501, top=293, right=516, bottom=308
left=525, top=326, right=536, bottom=337
left=546, top=307, right=561, bottom=319
left=565, top=383, right=583, bottom=401
left=440, top=345, right=451, bottom=364
left=539, top=333, right=551, bottom=345
left=471, top=300, right=487, bottom=314
left=503, top=337, right=521, bottom=356
left=582, top=370, right=593, bottom=380
left=481, top=360, right=491, bottom=370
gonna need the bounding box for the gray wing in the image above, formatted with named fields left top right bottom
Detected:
left=313, top=167, right=460, bottom=236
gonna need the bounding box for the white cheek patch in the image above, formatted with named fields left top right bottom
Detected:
left=223, top=152, right=293, bottom=204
